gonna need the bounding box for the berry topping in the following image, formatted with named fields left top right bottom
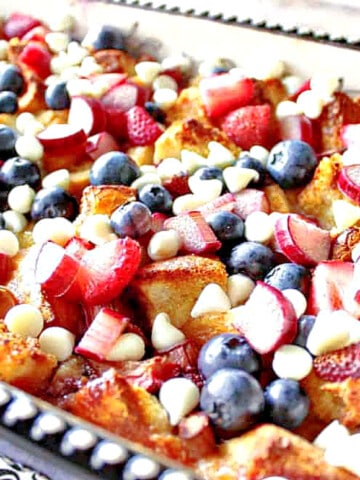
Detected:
left=31, top=187, right=78, bottom=221
left=0, top=156, right=41, bottom=190
left=89, top=151, right=140, bottom=186
left=337, top=164, right=360, bottom=204
left=264, top=378, right=310, bottom=429
left=0, top=64, right=24, bottom=96
left=266, top=139, right=317, bottom=189
left=225, top=241, right=276, bottom=280
left=125, top=106, right=163, bottom=146
left=236, top=155, right=267, bottom=186
left=3, top=12, right=41, bottom=39
left=264, top=263, right=311, bottom=295
left=68, top=96, right=107, bottom=136
left=45, top=81, right=70, bottom=110
left=0, top=126, right=17, bottom=160
left=313, top=342, right=360, bottom=382
left=138, top=184, right=173, bottom=214
left=293, top=314, right=316, bottom=348
left=110, top=201, right=152, bottom=238
left=0, top=91, right=17, bottom=114
left=83, top=24, right=125, bottom=51
left=207, top=211, right=245, bottom=244
left=18, top=41, right=52, bottom=79
left=198, top=333, right=261, bottom=379
left=199, top=368, right=264, bottom=432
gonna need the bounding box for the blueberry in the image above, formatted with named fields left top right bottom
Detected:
left=200, top=368, right=264, bottom=432
left=110, top=201, right=152, bottom=238
left=193, top=166, right=224, bottom=183
left=225, top=241, right=276, bottom=280
left=87, top=25, right=125, bottom=51
left=0, top=65, right=24, bottom=96
left=0, top=91, right=17, bottom=113
left=138, top=184, right=173, bottom=214
left=236, top=155, right=267, bottom=186
left=198, top=334, right=261, bottom=379
left=45, top=81, right=70, bottom=110
left=90, top=151, right=140, bottom=186
left=264, top=263, right=311, bottom=295
left=293, top=315, right=316, bottom=348
left=0, top=125, right=17, bottom=160
left=264, top=378, right=310, bottom=429
left=266, top=140, right=317, bottom=189
left=0, top=157, right=41, bottom=190
left=144, top=102, right=166, bottom=123
left=31, top=187, right=78, bottom=221
left=207, top=211, right=244, bottom=244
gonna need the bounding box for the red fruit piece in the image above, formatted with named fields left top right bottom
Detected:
left=159, top=340, right=203, bottom=388
left=18, top=42, right=52, bottom=79
left=100, top=82, right=148, bottom=111
left=274, top=213, right=331, bottom=267
left=64, top=236, right=94, bottom=261
left=86, top=131, right=120, bottom=161
left=233, top=188, right=270, bottom=219
left=44, top=295, right=85, bottom=338
left=341, top=123, right=360, bottom=149
left=21, top=25, right=50, bottom=43
left=68, top=96, right=107, bottom=136
left=307, top=261, right=360, bottom=318
left=221, top=103, right=277, bottom=150
left=75, top=308, right=129, bottom=361
left=79, top=237, right=141, bottom=306
left=288, top=79, right=311, bottom=102
left=162, top=173, right=191, bottom=198
left=34, top=241, right=81, bottom=298
left=150, top=212, right=169, bottom=233
left=337, top=165, right=360, bottom=204
left=125, top=106, right=163, bottom=146
left=164, top=211, right=221, bottom=254
left=199, top=74, right=255, bottom=119
left=279, top=114, right=314, bottom=147
left=197, top=193, right=236, bottom=218
left=3, top=12, right=41, bottom=39
left=234, top=281, right=298, bottom=354
left=88, top=72, right=127, bottom=88
left=0, top=253, right=11, bottom=284
left=105, top=109, right=128, bottom=140
left=313, top=342, right=360, bottom=382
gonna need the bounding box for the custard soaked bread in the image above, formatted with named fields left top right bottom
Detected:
left=1, top=7, right=360, bottom=480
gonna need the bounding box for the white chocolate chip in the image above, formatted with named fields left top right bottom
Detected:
left=153, top=74, right=178, bottom=91
left=314, top=420, right=350, bottom=449
left=32, top=217, right=76, bottom=246
left=7, top=185, right=35, bottom=214
left=0, top=230, right=19, bottom=256
left=159, top=378, right=200, bottom=426
left=324, top=433, right=360, bottom=476
left=45, top=32, right=70, bottom=53
left=135, top=61, right=162, bottom=84
left=147, top=230, right=181, bottom=261
left=106, top=333, right=145, bottom=361
left=332, top=199, right=360, bottom=232
left=157, top=158, right=185, bottom=180
left=2, top=210, right=27, bottom=233
left=42, top=169, right=70, bottom=190
left=188, top=177, right=223, bottom=201
left=79, top=214, right=117, bottom=245
left=39, top=327, right=75, bottom=361
left=66, top=78, right=94, bottom=97
left=66, top=41, right=88, bottom=65
left=275, top=100, right=302, bottom=118
left=191, top=283, right=231, bottom=318
left=282, top=289, right=307, bottom=319
left=244, top=211, right=274, bottom=244
left=207, top=141, right=235, bottom=168
left=310, top=73, right=341, bottom=101
left=51, top=52, right=73, bottom=74
left=79, top=56, right=103, bottom=77
left=131, top=172, right=162, bottom=190
left=15, top=135, right=44, bottom=162
left=161, top=54, right=191, bottom=73
left=330, top=309, right=360, bottom=345
left=60, top=66, right=81, bottom=82
left=248, top=145, right=269, bottom=166
left=172, top=194, right=208, bottom=215
left=306, top=310, right=350, bottom=356
left=227, top=274, right=255, bottom=307
left=296, top=90, right=324, bottom=119
left=16, top=112, right=36, bottom=134
left=272, top=344, right=313, bottom=380
left=151, top=312, right=185, bottom=351
left=48, top=12, right=74, bottom=32
left=4, top=304, right=44, bottom=338
left=152, top=88, right=178, bottom=110
left=223, top=167, right=259, bottom=193
left=180, top=149, right=206, bottom=173
left=282, top=75, right=303, bottom=96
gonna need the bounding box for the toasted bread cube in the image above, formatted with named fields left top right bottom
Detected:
left=126, top=145, right=155, bottom=166
left=181, top=312, right=237, bottom=348
left=165, top=86, right=208, bottom=125
left=197, top=424, right=359, bottom=480
left=129, top=255, right=227, bottom=328
left=263, top=183, right=293, bottom=214
left=154, top=118, right=240, bottom=164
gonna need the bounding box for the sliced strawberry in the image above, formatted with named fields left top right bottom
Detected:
left=85, top=131, right=120, bottom=161
left=75, top=308, right=129, bottom=361
left=78, top=237, right=141, bottom=306
left=100, top=81, right=149, bottom=112
left=341, top=123, right=360, bottom=149
left=307, top=260, right=360, bottom=318
left=104, top=108, right=128, bottom=140
left=68, top=96, right=107, bottom=136
left=0, top=286, right=17, bottom=319
left=164, top=211, right=221, bottom=254
left=162, top=173, right=191, bottom=198
left=150, top=212, right=169, bottom=233
left=288, top=78, right=311, bottom=102
left=125, top=106, right=163, bottom=146
left=233, top=188, right=270, bottom=219
left=279, top=114, right=314, bottom=147
left=233, top=281, right=298, bottom=354
left=18, top=41, right=52, bottom=80
left=3, top=12, right=41, bottom=39
left=199, top=74, right=255, bottom=119
left=64, top=236, right=94, bottom=261
left=274, top=213, right=331, bottom=267
left=313, top=342, right=360, bottom=382
left=197, top=193, right=236, bottom=218
left=21, top=25, right=50, bottom=44
left=337, top=164, right=360, bottom=204
left=34, top=241, right=81, bottom=298
left=0, top=253, right=11, bottom=285
left=44, top=294, right=85, bottom=338
left=221, top=103, right=278, bottom=150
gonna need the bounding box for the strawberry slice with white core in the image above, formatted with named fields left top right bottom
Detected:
left=233, top=281, right=298, bottom=354
left=78, top=237, right=141, bottom=306
left=37, top=124, right=87, bottom=152
left=4, top=12, right=42, bottom=39
left=164, top=211, right=221, bottom=254
left=68, top=96, right=107, bottom=136
left=197, top=193, right=236, bottom=218
left=233, top=188, right=270, bottom=219
left=313, top=342, right=360, bottom=382
left=337, top=165, right=360, bottom=204
left=307, top=260, right=360, bottom=318
left=35, top=241, right=81, bottom=298
left=100, top=82, right=148, bottom=112
left=274, top=213, right=331, bottom=267
left=199, top=74, right=255, bottom=119
left=88, top=72, right=127, bottom=90
left=64, top=236, right=94, bottom=261
left=279, top=114, right=314, bottom=147
left=75, top=307, right=129, bottom=361
left=341, top=124, right=360, bottom=149
left=85, top=131, right=120, bottom=161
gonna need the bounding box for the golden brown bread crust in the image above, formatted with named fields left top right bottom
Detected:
left=129, top=255, right=227, bottom=328
left=197, top=424, right=359, bottom=480
left=181, top=312, right=237, bottom=348
left=165, top=86, right=208, bottom=125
